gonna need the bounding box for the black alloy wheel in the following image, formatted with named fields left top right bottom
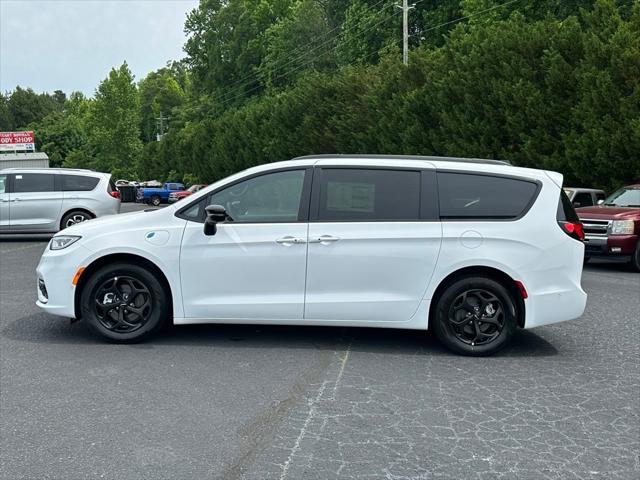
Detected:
left=434, top=276, right=517, bottom=356
left=447, top=289, right=505, bottom=346
left=93, top=275, right=152, bottom=333
left=80, top=263, right=168, bottom=342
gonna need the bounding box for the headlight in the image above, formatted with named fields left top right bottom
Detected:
left=50, top=235, right=82, bottom=250
left=610, top=220, right=635, bottom=235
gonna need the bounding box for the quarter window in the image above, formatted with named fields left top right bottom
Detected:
left=437, top=172, right=538, bottom=219
left=61, top=174, right=99, bottom=192
left=317, top=169, right=421, bottom=221
left=12, top=173, right=55, bottom=193
left=207, top=169, right=306, bottom=223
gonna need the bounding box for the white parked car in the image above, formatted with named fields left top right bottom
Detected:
left=0, top=168, right=121, bottom=233
left=35, top=155, right=587, bottom=355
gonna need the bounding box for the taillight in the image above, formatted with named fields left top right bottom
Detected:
left=559, top=221, right=584, bottom=241
left=110, top=191, right=121, bottom=200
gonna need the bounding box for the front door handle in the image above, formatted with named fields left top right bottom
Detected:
left=309, top=235, right=340, bottom=244
left=275, top=236, right=306, bottom=245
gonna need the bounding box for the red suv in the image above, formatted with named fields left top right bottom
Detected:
left=576, top=184, right=640, bottom=271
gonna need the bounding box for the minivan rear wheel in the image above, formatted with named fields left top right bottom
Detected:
left=61, top=210, right=92, bottom=230
left=80, top=262, right=168, bottom=343
left=433, top=276, right=517, bottom=356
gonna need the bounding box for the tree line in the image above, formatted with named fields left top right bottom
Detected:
left=0, top=0, right=638, bottom=191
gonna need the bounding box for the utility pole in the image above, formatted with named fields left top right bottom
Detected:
left=155, top=112, right=169, bottom=141
left=397, top=0, right=414, bottom=66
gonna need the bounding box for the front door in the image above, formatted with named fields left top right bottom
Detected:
left=180, top=168, right=311, bottom=320
left=9, top=173, right=63, bottom=231
left=304, top=167, right=442, bottom=322
left=0, top=174, right=9, bottom=230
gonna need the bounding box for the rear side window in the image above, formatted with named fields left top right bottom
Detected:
left=61, top=174, right=99, bottom=191
left=557, top=189, right=580, bottom=222
left=437, top=172, right=538, bottom=219
left=572, top=192, right=593, bottom=208
left=12, top=173, right=55, bottom=193
left=317, top=169, right=421, bottom=221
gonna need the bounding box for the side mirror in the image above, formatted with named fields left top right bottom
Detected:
left=597, top=199, right=604, bottom=205
left=203, top=204, right=227, bottom=236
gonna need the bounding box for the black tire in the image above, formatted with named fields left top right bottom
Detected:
left=61, top=210, right=92, bottom=230
left=433, top=276, right=517, bottom=356
left=150, top=195, right=161, bottom=207
left=631, top=243, right=640, bottom=272
left=80, top=262, right=169, bottom=343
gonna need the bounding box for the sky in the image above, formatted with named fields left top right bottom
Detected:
left=0, top=0, right=200, bottom=96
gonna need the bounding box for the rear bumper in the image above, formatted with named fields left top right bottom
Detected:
left=524, top=284, right=587, bottom=329
left=584, top=234, right=637, bottom=257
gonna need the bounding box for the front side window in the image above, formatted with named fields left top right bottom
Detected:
left=206, top=169, right=306, bottom=223
left=317, top=169, right=421, bottom=221
left=61, top=174, right=99, bottom=192
left=12, top=173, right=55, bottom=193
left=438, top=172, right=538, bottom=219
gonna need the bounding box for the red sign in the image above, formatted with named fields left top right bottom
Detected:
left=0, top=131, right=35, bottom=151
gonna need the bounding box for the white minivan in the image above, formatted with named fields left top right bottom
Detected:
left=35, top=156, right=587, bottom=355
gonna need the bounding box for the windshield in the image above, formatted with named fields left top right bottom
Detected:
left=603, top=187, right=640, bottom=207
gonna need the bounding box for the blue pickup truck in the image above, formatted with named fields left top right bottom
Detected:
left=137, top=182, right=185, bottom=206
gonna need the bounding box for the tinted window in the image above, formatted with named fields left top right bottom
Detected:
left=61, top=174, right=99, bottom=191
left=13, top=173, right=55, bottom=193
left=207, top=170, right=305, bottom=223
left=317, top=169, right=420, bottom=221
left=572, top=192, right=593, bottom=207
left=438, top=172, right=538, bottom=219
left=0, top=175, right=6, bottom=194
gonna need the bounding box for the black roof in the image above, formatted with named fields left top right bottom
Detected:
left=292, top=154, right=511, bottom=166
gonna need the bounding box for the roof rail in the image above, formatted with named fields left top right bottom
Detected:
left=292, top=154, right=511, bottom=166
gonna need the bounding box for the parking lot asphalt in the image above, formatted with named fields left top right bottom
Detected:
left=1, top=203, right=639, bottom=480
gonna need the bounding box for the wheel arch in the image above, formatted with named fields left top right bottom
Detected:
left=427, top=266, right=526, bottom=329
left=74, top=253, right=173, bottom=320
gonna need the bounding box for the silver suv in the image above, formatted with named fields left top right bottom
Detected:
left=0, top=168, right=120, bottom=233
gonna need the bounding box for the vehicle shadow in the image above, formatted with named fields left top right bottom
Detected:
left=2, top=313, right=558, bottom=358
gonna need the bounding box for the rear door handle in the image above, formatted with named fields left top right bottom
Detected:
left=275, top=236, right=306, bottom=245
left=13, top=197, right=21, bottom=202
left=309, top=235, right=340, bottom=244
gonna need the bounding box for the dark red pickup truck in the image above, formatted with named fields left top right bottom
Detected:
left=576, top=184, right=640, bottom=271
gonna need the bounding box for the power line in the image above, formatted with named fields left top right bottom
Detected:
left=214, top=9, right=402, bottom=110
left=214, top=0, right=392, bottom=106
left=214, top=0, right=525, bottom=111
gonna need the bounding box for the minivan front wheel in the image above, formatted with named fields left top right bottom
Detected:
left=433, top=277, right=517, bottom=356
left=80, top=263, right=168, bottom=342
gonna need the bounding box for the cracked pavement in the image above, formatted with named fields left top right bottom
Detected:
left=1, top=211, right=638, bottom=479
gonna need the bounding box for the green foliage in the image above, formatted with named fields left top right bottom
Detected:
left=66, top=63, right=142, bottom=178
left=5, top=0, right=638, bottom=191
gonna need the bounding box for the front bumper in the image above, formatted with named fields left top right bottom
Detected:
left=584, top=234, right=637, bottom=257
left=36, top=244, right=92, bottom=318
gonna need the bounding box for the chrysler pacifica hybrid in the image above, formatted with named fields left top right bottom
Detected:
left=35, top=155, right=587, bottom=355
